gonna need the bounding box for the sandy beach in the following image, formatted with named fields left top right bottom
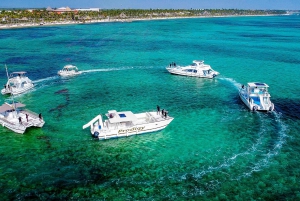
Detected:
left=0, top=14, right=281, bottom=30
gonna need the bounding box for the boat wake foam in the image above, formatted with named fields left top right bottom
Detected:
left=218, top=77, right=242, bottom=90
left=80, top=67, right=133, bottom=73
left=33, top=76, right=59, bottom=83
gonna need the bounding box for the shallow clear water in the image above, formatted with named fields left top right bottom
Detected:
left=0, top=15, right=300, bottom=200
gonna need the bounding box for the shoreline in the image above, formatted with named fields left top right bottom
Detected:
left=0, top=14, right=287, bottom=30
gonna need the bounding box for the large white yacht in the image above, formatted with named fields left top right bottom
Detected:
left=239, top=82, right=274, bottom=111
left=83, top=109, right=174, bottom=140
left=166, top=60, right=219, bottom=78
left=1, top=71, right=34, bottom=95
left=0, top=102, right=45, bottom=134
left=58, top=65, right=81, bottom=76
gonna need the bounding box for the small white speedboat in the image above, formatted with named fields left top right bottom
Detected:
left=0, top=102, right=45, bottom=134
left=166, top=60, right=219, bottom=78
left=58, top=65, right=81, bottom=76
left=239, top=82, right=274, bottom=111
left=1, top=71, right=34, bottom=95
left=83, top=109, right=174, bottom=140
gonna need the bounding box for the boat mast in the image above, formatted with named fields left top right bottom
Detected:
left=5, top=64, right=9, bottom=81
left=5, top=64, right=17, bottom=116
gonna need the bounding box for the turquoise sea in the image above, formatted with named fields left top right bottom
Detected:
left=0, top=15, right=300, bottom=200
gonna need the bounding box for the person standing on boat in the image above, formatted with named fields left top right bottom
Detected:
left=39, top=113, right=42, bottom=121
left=157, top=105, right=160, bottom=114
left=18, top=116, right=22, bottom=124
left=164, top=110, right=168, bottom=119
left=161, top=109, right=165, bottom=116
left=26, top=114, right=29, bottom=122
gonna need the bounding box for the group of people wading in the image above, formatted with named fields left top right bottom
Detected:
left=157, top=105, right=168, bottom=118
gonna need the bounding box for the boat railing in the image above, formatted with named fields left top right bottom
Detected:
left=0, top=117, right=16, bottom=125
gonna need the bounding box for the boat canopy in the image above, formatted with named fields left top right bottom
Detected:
left=108, top=111, right=138, bottom=123
left=248, top=82, right=269, bottom=88
left=0, top=102, right=26, bottom=112
left=0, top=104, right=12, bottom=112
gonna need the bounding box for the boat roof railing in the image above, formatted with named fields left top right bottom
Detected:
left=10, top=71, right=27, bottom=75
left=63, top=65, right=77, bottom=69
left=193, top=60, right=204, bottom=64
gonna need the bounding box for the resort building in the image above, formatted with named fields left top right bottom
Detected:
left=75, top=8, right=100, bottom=12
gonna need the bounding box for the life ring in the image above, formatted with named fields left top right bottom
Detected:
left=252, top=106, right=258, bottom=111
left=93, top=131, right=99, bottom=138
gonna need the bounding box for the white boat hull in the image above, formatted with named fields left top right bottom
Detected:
left=1, top=84, right=34, bottom=95
left=85, top=111, right=174, bottom=140
left=166, top=67, right=219, bottom=79
left=58, top=71, right=81, bottom=77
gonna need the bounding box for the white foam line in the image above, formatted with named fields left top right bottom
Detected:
left=80, top=67, right=134, bottom=73
left=218, top=77, right=242, bottom=90
left=33, top=76, right=59, bottom=83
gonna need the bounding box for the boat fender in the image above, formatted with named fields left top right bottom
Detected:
left=269, top=104, right=274, bottom=111
left=93, top=131, right=99, bottom=138
left=212, top=74, right=216, bottom=78
left=252, top=106, right=258, bottom=111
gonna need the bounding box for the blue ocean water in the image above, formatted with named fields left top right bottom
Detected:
left=0, top=15, right=300, bottom=200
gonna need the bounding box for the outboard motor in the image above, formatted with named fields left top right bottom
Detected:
left=92, top=131, right=99, bottom=138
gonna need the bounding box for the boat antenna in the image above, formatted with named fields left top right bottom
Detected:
left=5, top=64, right=9, bottom=81
left=5, top=64, right=16, bottom=111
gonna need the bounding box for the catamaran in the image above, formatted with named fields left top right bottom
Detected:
left=239, top=82, right=275, bottom=111
left=0, top=102, right=45, bottom=134
left=83, top=109, right=174, bottom=140
left=1, top=65, right=34, bottom=95
left=166, top=60, right=219, bottom=78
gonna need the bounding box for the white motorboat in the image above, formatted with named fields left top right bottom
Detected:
left=239, top=82, right=275, bottom=111
left=0, top=102, right=45, bottom=134
left=1, top=69, right=34, bottom=95
left=166, top=60, right=219, bottom=78
left=58, top=65, right=81, bottom=76
left=83, top=109, right=174, bottom=140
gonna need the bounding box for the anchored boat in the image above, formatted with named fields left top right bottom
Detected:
left=239, top=82, right=274, bottom=111
left=1, top=65, right=34, bottom=95
left=0, top=102, right=45, bottom=134
left=166, top=60, right=219, bottom=78
left=58, top=65, right=81, bottom=76
left=83, top=109, right=174, bottom=140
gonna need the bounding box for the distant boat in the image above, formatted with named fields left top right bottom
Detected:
left=58, top=65, right=81, bottom=77
left=1, top=65, right=34, bottom=95
left=239, top=82, right=274, bottom=111
left=0, top=102, right=45, bottom=134
left=83, top=109, right=174, bottom=140
left=166, top=60, right=219, bottom=79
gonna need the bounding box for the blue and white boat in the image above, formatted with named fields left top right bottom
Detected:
left=239, top=82, right=274, bottom=111
left=83, top=109, right=174, bottom=140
